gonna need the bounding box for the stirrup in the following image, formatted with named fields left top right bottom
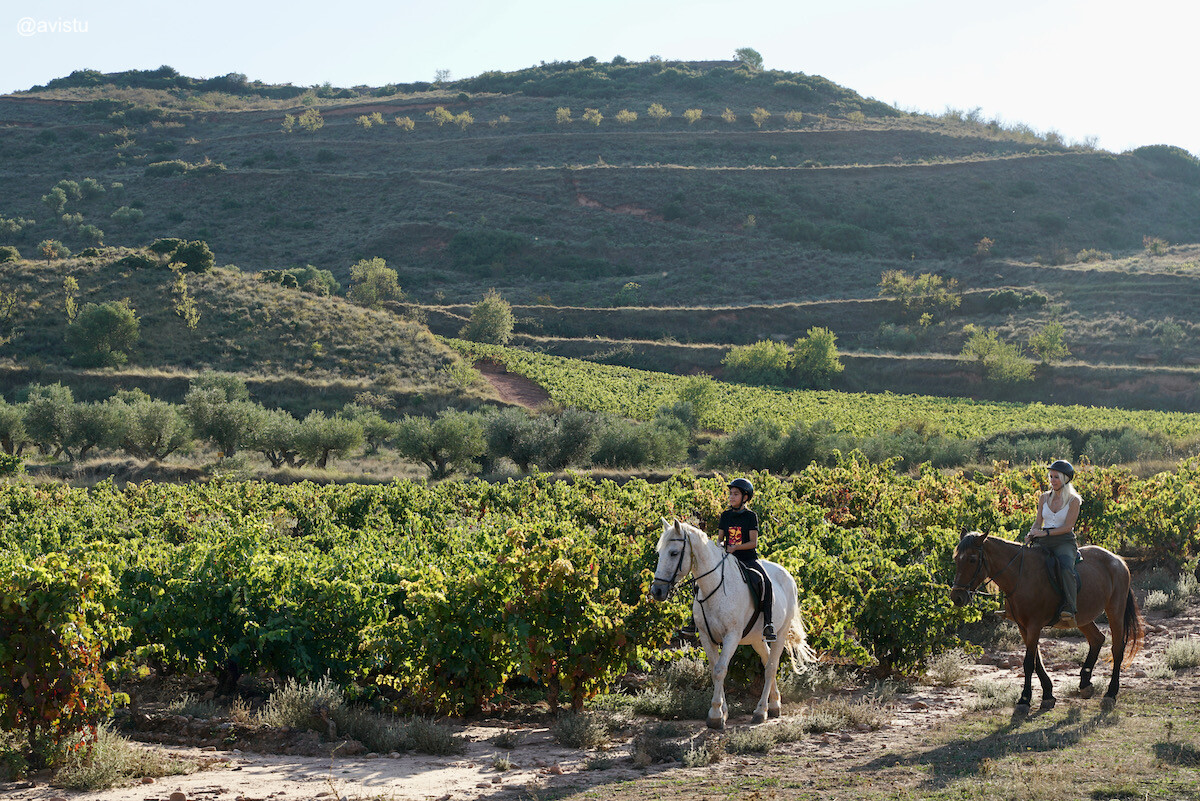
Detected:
left=680, top=621, right=698, bottom=636
left=1055, top=611, right=1078, bottom=628
left=762, top=624, right=777, bottom=642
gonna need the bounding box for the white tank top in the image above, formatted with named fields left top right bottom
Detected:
left=1041, top=496, right=1073, bottom=530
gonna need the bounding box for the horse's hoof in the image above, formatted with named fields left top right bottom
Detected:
left=706, top=718, right=726, bottom=730
left=1013, top=702, right=1030, bottom=716
left=1079, top=685, right=1095, bottom=700
left=1100, top=696, right=1116, bottom=712
left=1039, top=698, right=1056, bottom=711
left=768, top=708, right=781, bottom=719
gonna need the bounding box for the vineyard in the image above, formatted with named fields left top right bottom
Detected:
left=452, top=340, right=1200, bottom=438
left=4, top=459, right=1200, bottom=755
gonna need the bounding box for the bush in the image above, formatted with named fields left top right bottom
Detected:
left=109, top=206, right=144, bottom=227
left=0, top=553, right=125, bottom=770
left=958, top=328, right=1033, bottom=384
left=983, top=435, right=1072, bottom=465
left=38, top=239, right=70, bottom=262
left=459, top=289, right=514, bottom=345
left=112, top=253, right=159, bottom=270
left=149, top=237, right=183, bottom=256
left=170, top=240, right=214, bottom=272
left=144, top=160, right=190, bottom=177
left=65, top=301, right=140, bottom=367
left=348, top=257, right=402, bottom=308
left=792, top=326, right=843, bottom=388
left=722, top=340, right=791, bottom=386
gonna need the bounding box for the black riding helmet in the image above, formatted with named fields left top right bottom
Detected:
left=727, top=477, right=755, bottom=500
left=1048, top=459, right=1075, bottom=481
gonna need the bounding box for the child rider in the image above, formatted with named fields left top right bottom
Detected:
left=720, top=477, right=776, bottom=642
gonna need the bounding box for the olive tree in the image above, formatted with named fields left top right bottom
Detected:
left=295, top=411, right=364, bottom=469
left=394, top=410, right=485, bottom=478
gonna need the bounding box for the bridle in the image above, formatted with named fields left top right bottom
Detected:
left=950, top=535, right=1025, bottom=601
left=651, top=534, right=727, bottom=603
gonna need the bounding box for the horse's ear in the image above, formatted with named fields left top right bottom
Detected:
left=674, top=520, right=681, bottom=536
left=662, top=516, right=670, bottom=528
left=978, top=530, right=989, bottom=541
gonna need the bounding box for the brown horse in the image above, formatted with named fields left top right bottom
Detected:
left=950, top=531, right=1144, bottom=711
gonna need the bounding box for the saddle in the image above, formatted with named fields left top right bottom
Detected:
left=734, top=560, right=770, bottom=638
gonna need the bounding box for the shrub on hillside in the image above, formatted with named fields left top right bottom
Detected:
left=0, top=246, right=18, bottom=263
left=110, top=206, right=144, bottom=227
left=113, top=252, right=159, bottom=270
left=38, top=240, right=71, bottom=263
left=170, top=240, right=214, bottom=272
left=459, top=290, right=514, bottom=345
left=958, top=327, right=1033, bottom=384
left=721, top=340, right=791, bottom=386
left=144, top=160, right=190, bottom=177
left=65, top=301, right=140, bottom=367
left=348, top=257, right=403, bottom=308
left=149, top=237, right=184, bottom=256
left=792, top=326, right=843, bottom=388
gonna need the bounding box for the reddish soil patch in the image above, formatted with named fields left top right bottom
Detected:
left=476, top=361, right=551, bottom=409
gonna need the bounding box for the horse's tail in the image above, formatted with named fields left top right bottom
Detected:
left=1121, top=587, right=1145, bottom=659
left=784, top=610, right=817, bottom=672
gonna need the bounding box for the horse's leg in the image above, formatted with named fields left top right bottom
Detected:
left=1015, top=624, right=1054, bottom=711
left=706, top=633, right=741, bottom=730
left=1078, top=621, right=1105, bottom=699
left=749, top=638, right=785, bottom=723
left=1033, top=646, right=1055, bottom=710
left=1103, top=593, right=1128, bottom=708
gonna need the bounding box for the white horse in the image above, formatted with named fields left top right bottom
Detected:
left=649, top=519, right=815, bottom=729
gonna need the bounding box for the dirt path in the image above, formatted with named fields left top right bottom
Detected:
left=4, top=606, right=1194, bottom=801
left=475, top=361, right=551, bottom=409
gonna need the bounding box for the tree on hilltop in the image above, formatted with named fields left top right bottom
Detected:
left=735, top=47, right=764, bottom=71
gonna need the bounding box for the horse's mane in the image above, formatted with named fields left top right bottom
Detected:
left=657, top=519, right=710, bottom=552
left=956, top=531, right=1020, bottom=556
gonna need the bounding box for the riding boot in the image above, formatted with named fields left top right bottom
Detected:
left=761, top=566, right=776, bottom=641
left=680, top=618, right=698, bottom=637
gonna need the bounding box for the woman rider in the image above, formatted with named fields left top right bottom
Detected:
left=1025, top=459, right=1082, bottom=627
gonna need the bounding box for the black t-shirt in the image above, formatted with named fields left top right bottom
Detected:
left=719, top=507, right=760, bottom=562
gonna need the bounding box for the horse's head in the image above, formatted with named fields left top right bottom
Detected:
left=649, top=518, right=690, bottom=602
left=950, top=530, right=990, bottom=607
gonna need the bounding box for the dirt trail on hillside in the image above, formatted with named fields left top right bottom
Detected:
left=476, top=361, right=551, bottom=409
left=5, top=602, right=1192, bottom=801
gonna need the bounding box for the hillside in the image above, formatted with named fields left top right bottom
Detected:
left=2, top=59, right=1199, bottom=414
left=0, top=252, right=489, bottom=417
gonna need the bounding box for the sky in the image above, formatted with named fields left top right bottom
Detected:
left=3, top=0, right=1198, bottom=156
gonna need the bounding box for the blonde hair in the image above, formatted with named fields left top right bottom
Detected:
left=1050, top=478, right=1082, bottom=507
